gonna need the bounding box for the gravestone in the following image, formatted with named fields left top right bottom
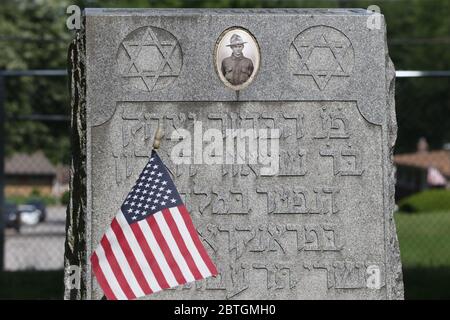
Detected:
left=65, top=8, right=404, bottom=300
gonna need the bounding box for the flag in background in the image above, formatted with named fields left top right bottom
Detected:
left=90, top=150, right=218, bottom=300
left=427, top=166, right=447, bottom=187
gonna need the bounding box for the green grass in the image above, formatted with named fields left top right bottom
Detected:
left=395, top=211, right=450, bottom=267
left=398, top=189, right=450, bottom=213
left=395, top=210, right=450, bottom=299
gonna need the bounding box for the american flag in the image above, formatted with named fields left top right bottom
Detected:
left=427, top=166, right=447, bottom=187
left=91, top=150, right=218, bottom=300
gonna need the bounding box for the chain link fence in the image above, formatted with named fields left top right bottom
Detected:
left=0, top=72, right=68, bottom=298
left=1, top=69, right=69, bottom=269
left=4, top=207, right=65, bottom=271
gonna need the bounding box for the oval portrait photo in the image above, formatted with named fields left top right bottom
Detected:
left=215, top=27, right=260, bottom=90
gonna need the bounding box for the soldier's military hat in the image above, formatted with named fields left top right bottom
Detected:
left=226, top=34, right=247, bottom=47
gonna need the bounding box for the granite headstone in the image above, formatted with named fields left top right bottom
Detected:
left=65, top=8, right=404, bottom=300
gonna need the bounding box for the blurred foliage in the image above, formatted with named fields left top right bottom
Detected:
left=6, top=194, right=60, bottom=206
left=61, top=190, right=70, bottom=206
left=398, top=189, right=450, bottom=213
left=0, top=0, right=71, bottom=164
left=0, top=0, right=449, bottom=162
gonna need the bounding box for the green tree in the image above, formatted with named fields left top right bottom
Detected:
left=0, top=0, right=71, bottom=164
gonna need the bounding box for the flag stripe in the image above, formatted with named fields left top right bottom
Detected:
left=100, top=236, right=136, bottom=299
left=170, top=206, right=214, bottom=278
left=146, top=214, right=187, bottom=285
left=111, top=218, right=153, bottom=295
left=116, top=213, right=162, bottom=293
left=105, top=227, right=144, bottom=297
left=91, top=252, right=117, bottom=300
left=177, top=205, right=218, bottom=276
left=94, top=245, right=127, bottom=300
left=162, top=208, right=203, bottom=280
left=129, top=221, right=169, bottom=290
left=154, top=210, right=195, bottom=283
left=137, top=218, right=179, bottom=287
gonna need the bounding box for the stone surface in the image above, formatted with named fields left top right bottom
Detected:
left=65, top=8, right=404, bottom=300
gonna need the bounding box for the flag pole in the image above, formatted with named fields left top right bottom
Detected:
left=152, top=124, right=163, bottom=150
left=152, top=123, right=175, bottom=177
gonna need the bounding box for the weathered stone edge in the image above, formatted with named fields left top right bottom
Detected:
left=64, top=21, right=87, bottom=300
left=384, top=18, right=404, bottom=300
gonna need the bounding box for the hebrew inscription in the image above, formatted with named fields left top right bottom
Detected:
left=91, top=100, right=385, bottom=299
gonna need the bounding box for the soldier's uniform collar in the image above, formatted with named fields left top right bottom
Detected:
left=231, top=54, right=244, bottom=60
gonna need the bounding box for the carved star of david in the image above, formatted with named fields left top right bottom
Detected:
left=121, top=27, right=180, bottom=91
left=292, top=33, right=351, bottom=90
